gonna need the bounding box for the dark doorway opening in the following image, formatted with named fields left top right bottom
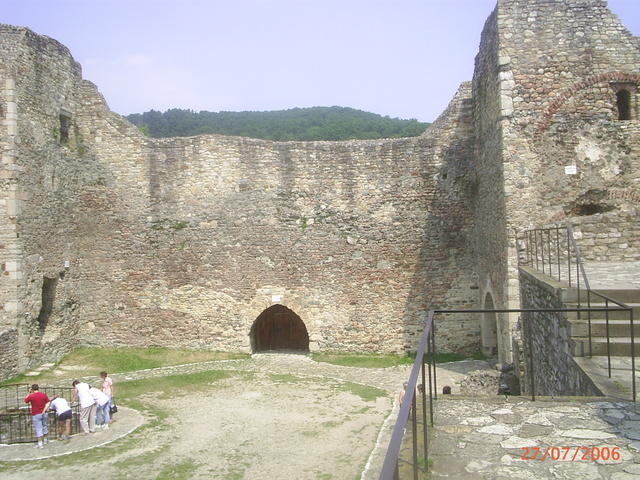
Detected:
left=616, top=89, right=631, bottom=120
left=37, top=276, right=58, bottom=332
left=251, top=305, right=309, bottom=352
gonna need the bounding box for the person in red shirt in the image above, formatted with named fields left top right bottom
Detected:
left=24, top=384, right=50, bottom=448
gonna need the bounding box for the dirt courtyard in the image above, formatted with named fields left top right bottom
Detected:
left=0, top=354, right=491, bottom=479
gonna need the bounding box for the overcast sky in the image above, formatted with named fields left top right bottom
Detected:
left=3, top=0, right=639, bottom=122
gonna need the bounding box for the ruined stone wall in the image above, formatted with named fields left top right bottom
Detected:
left=85, top=83, right=478, bottom=355
left=519, top=267, right=601, bottom=396
left=471, top=7, right=513, bottom=362
left=498, top=0, right=640, bottom=248
left=0, top=25, right=480, bottom=379
left=471, top=0, right=640, bottom=362
left=0, top=28, right=21, bottom=359
left=573, top=210, right=640, bottom=262
left=0, top=25, right=152, bottom=377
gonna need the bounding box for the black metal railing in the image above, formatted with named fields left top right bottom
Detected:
left=0, top=384, right=81, bottom=444
left=379, top=311, right=436, bottom=480
left=380, top=306, right=636, bottom=479
left=519, top=225, right=579, bottom=287
left=518, top=223, right=636, bottom=402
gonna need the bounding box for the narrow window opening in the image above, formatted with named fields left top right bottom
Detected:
left=59, top=112, right=71, bottom=145
left=37, top=276, right=58, bottom=331
left=617, top=89, right=631, bottom=120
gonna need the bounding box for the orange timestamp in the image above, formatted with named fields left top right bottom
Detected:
left=520, top=446, right=621, bottom=461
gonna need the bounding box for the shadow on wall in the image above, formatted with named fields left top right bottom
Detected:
left=401, top=90, right=480, bottom=354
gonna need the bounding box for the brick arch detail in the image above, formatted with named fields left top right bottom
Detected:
left=535, top=71, right=640, bottom=136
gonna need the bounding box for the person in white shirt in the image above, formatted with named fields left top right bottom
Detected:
left=44, top=396, right=73, bottom=440
left=72, top=380, right=96, bottom=433
left=89, top=386, right=111, bottom=429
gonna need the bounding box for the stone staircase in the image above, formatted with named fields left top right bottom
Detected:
left=563, top=288, right=640, bottom=357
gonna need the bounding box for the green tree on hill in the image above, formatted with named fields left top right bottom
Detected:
left=125, top=106, right=430, bottom=141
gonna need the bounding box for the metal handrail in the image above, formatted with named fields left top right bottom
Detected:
left=379, top=311, right=435, bottom=480
left=519, top=223, right=636, bottom=402
left=380, top=305, right=637, bottom=479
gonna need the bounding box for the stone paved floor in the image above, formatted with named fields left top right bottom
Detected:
left=584, top=262, right=640, bottom=290
left=575, top=357, right=640, bottom=400
left=429, top=396, right=640, bottom=480
left=547, top=261, right=640, bottom=290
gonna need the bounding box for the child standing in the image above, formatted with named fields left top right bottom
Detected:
left=44, top=396, right=73, bottom=440
left=100, top=371, right=115, bottom=422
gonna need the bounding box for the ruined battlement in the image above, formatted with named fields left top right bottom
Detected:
left=1, top=0, right=638, bottom=379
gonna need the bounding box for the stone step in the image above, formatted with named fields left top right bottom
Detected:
left=571, top=337, right=640, bottom=357
left=562, top=288, right=640, bottom=304
left=568, top=319, right=637, bottom=337
left=565, top=303, right=640, bottom=321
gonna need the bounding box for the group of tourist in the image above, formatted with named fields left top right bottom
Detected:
left=23, top=371, right=116, bottom=448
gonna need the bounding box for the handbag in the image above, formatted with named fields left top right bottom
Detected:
left=110, top=400, right=118, bottom=414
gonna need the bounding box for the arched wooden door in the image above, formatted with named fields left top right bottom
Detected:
left=251, top=305, right=309, bottom=352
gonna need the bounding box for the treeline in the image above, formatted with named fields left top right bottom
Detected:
left=125, top=106, right=430, bottom=141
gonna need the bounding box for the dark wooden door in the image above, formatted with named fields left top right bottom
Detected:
left=253, top=305, right=309, bottom=352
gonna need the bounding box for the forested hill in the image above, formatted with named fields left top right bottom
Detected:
left=125, top=106, right=430, bottom=141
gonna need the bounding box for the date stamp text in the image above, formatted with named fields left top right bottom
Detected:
left=520, top=446, right=620, bottom=461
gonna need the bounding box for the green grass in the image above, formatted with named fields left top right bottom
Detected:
left=432, top=351, right=487, bottom=363
left=339, top=382, right=387, bottom=402
left=0, top=347, right=249, bottom=385
left=156, top=459, right=199, bottom=480
left=116, top=370, right=239, bottom=401
left=311, top=351, right=487, bottom=369
left=312, top=353, right=415, bottom=368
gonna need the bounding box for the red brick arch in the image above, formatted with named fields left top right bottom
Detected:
left=535, top=71, right=640, bottom=136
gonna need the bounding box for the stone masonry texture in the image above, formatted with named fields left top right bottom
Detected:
left=0, top=0, right=639, bottom=379
left=519, top=267, right=602, bottom=397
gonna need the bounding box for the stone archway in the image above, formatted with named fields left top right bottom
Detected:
left=250, top=304, right=309, bottom=352
left=481, top=293, right=498, bottom=357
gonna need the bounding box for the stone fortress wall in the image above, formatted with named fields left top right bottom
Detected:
left=0, top=0, right=638, bottom=379
left=473, top=0, right=640, bottom=362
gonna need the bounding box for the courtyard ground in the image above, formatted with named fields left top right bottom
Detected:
left=1, top=353, right=495, bottom=479
left=0, top=354, right=413, bottom=479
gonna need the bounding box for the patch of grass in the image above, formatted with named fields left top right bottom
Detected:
left=117, top=370, right=236, bottom=401
left=113, top=444, right=171, bottom=473
left=0, top=373, right=34, bottom=386
left=339, top=382, right=387, bottom=402
left=432, top=351, right=487, bottom=363
left=353, top=406, right=372, bottom=414
left=321, top=420, right=340, bottom=428
left=66, top=346, right=248, bottom=373
left=312, top=353, right=414, bottom=368
left=1, top=347, right=249, bottom=385
left=311, top=350, right=488, bottom=369
left=171, top=220, right=189, bottom=230
left=156, top=459, right=199, bottom=480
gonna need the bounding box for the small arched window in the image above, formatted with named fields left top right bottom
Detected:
left=617, top=89, right=631, bottom=120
